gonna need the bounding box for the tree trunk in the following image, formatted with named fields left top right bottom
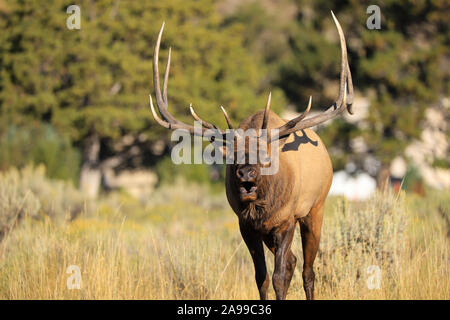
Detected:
left=376, top=164, right=391, bottom=192
left=79, top=133, right=101, bottom=198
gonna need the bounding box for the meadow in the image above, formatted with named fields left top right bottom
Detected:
left=0, top=166, right=448, bottom=299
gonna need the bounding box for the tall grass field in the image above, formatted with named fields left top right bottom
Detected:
left=0, top=166, right=448, bottom=299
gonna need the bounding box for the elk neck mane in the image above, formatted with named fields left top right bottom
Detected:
left=232, top=111, right=294, bottom=229
left=235, top=154, right=295, bottom=231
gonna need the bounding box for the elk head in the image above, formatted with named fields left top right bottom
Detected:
left=149, top=12, right=354, bottom=204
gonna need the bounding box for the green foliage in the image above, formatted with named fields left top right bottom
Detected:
left=0, top=167, right=41, bottom=240
left=0, top=0, right=447, bottom=179
left=0, top=0, right=283, bottom=159
left=99, top=177, right=230, bottom=225
left=318, top=119, right=362, bottom=169
left=402, top=164, right=423, bottom=192
left=0, top=124, right=80, bottom=182
left=0, top=165, right=85, bottom=240
left=432, top=158, right=450, bottom=169
left=0, top=165, right=85, bottom=230
left=155, top=155, right=225, bottom=191
left=229, top=0, right=448, bottom=171
left=320, top=1, right=447, bottom=168
left=319, top=191, right=407, bottom=286
left=16, top=165, right=85, bottom=221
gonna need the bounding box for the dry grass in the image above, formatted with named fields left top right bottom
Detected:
left=0, top=175, right=448, bottom=300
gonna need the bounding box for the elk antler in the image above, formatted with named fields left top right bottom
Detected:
left=268, top=11, right=354, bottom=141
left=189, top=104, right=217, bottom=130
left=261, top=92, right=272, bottom=130
left=149, top=22, right=227, bottom=140
left=220, top=106, right=234, bottom=129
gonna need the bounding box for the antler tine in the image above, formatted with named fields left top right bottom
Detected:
left=261, top=92, right=271, bottom=130
left=162, top=47, right=171, bottom=104
left=189, top=104, right=217, bottom=130
left=270, top=96, right=312, bottom=137
left=149, top=94, right=170, bottom=129
left=296, top=95, right=312, bottom=122
left=153, top=23, right=164, bottom=106
left=153, top=22, right=178, bottom=124
left=296, top=95, right=313, bottom=122
left=331, top=10, right=353, bottom=112
left=220, top=106, right=234, bottom=129
left=273, top=85, right=347, bottom=141
left=304, top=96, right=312, bottom=115
left=345, top=61, right=354, bottom=114
left=150, top=95, right=224, bottom=139
left=331, top=11, right=346, bottom=110
left=271, top=12, right=354, bottom=141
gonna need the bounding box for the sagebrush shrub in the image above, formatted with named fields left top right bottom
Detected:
left=0, top=165, right=85, bottom=240
left=318, top=191, right=407, bottom=287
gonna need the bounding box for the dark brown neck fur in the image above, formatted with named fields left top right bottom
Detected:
left=231, top=159, right=295, bottom=231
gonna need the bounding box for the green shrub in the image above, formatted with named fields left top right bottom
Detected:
left=0, top=124, right=81, bottom=183
left=402, top=165, right=423, bottom=192
left=144, top=177, right=228, bottom=210
left=318, top=191, right=408, bottom=286
left=0, top=168, right=41, bottom=240
left=432, top=158, right=450, bottom=169
left=0, top=165, right=86, bottom=240
left=155, top=155, right=225, bottom=190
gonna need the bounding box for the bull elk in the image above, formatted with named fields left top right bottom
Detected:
left=149, top=11, right=354, bottom=300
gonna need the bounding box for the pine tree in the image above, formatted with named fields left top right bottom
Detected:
left=233, top=0, right=449, bottom=185
left=0, top=0, right=285, bottom=195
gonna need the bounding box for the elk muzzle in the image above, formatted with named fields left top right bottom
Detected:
left=237, top=166, right=258, bottom=202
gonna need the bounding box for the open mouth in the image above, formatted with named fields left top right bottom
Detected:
left=239, top=181, right=257, bottom=200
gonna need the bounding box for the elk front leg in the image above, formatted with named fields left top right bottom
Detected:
left=299, top=204, right=324, bottom=300
left=271, top=220, right=296, bottom=300
left=263, top=238, right=297, bottom=299
left=240, top=224, right=270, bottom=300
